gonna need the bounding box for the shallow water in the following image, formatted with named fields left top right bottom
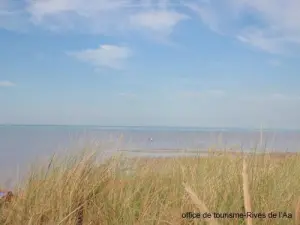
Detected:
left=0, top=125, right=300, bottom=188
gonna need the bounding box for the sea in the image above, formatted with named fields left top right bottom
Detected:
left=0, top=125, right=300, bottom=188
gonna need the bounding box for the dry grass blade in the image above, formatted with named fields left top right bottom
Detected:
left=183, top=183, right=219, bottom=225
left=242, top=159, right=253, bottom=225
left=44, top=153, right=56, bottom=179
left=57, top=202, right=86, bottom=225
left=295, top=197, right=300, bottom=225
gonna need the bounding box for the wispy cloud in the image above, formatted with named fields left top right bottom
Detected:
left=186, top=0, right=300, bottom=54
left=2, top=0, right=300, bottom=54
left=129, top=10, right=189, bottom=36
left=67, top=44, right=132, bottom=70
left=0, top=81, right=15, bottom=87
left=24, top=0, right=188, bottom=39
left=185, top=2, right=222, bottom=34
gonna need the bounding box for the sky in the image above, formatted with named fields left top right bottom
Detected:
left=1, top=0, right=300, bottom=129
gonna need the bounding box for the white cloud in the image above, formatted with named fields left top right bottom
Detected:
left=1, top=0, right=300, bottom=54
left=129, top=10, right=189, bottom=35
left=186, top=0, right=300, bottom=54
left=0, top=81, right=15, bottom=87
left=185, top=2, right=221, bottom=34
left=237, top=30, right=283, bottom=54
left=67, top=44, right=132, bottom=69
left=24, top=0, right=188, bottom=38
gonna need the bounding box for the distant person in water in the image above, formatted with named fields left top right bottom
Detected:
left=148, top=137, right=153, bottom=142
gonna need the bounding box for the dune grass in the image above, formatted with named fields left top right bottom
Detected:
left=1, top=150, right=300, bottom=224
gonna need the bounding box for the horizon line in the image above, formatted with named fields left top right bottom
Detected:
left=0, top=124, right=299, bottom=131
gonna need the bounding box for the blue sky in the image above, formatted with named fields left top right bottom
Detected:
left=1, top=0, right=300, bottom=128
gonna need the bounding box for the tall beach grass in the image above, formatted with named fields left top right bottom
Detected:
left=1, top=149, right=300, bottom=224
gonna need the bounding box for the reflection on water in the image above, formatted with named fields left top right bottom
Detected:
left=0, top=126, right=300, bottom=188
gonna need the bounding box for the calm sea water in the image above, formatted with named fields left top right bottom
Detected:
left=1, top=125, right=300, bottom=188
